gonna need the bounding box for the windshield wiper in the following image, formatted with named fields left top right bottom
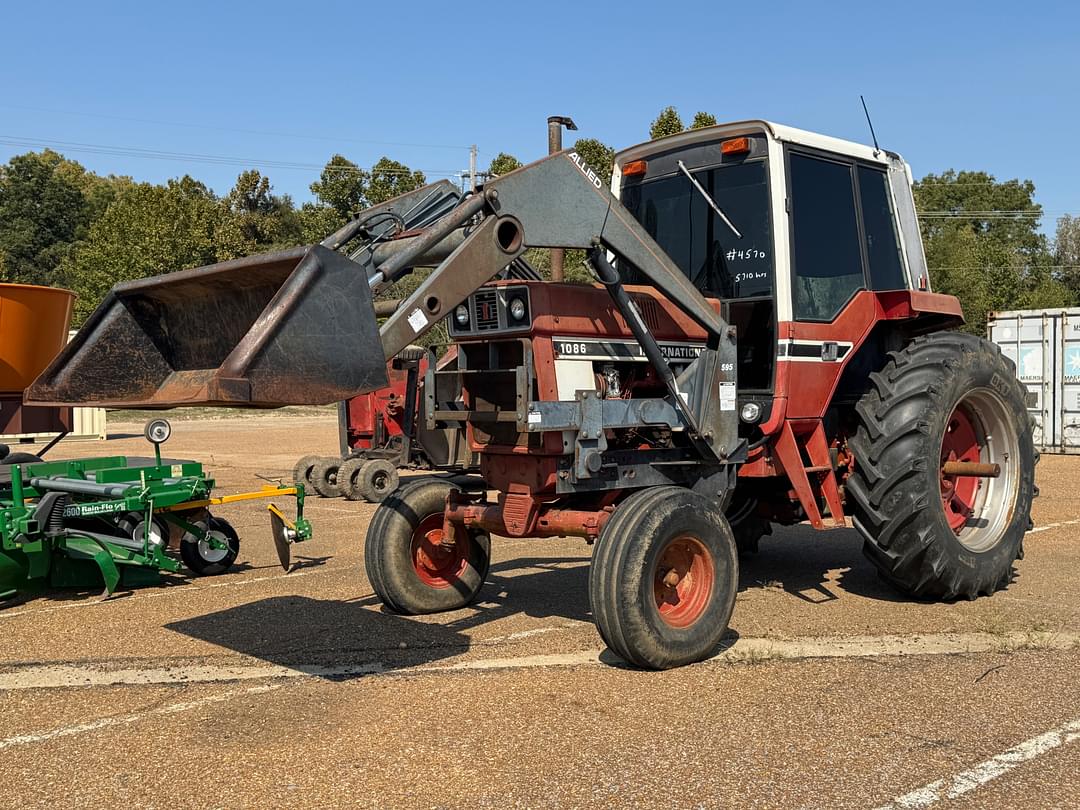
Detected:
left=677, top=160, right=742, bottom=239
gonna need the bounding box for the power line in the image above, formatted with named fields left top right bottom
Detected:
left=0, top=103, right=471, bottom=151
left=0, top=135, right=462, bottom=177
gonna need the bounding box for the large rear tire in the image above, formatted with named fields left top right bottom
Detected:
left=364, top=479, right=490, bottom=614
left=589, top=487, right=738, bottom=669
left=847, top=332, right=1036, bottom=600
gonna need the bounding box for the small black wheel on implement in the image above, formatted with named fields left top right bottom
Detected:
left=180, top=516, right=240, bottom=576
left=115, top=512, right=170, bottom=549
left=292, top=454, right=321, bottom=491
left=310, top=457, right=343, bottom=498
left=589, top=486, right=739, bottom=670
left=848, top=331, right=1037, bottom=600
left=1, top=451, right=43, bottom=466
left=365, top=479, right=490, bottom=614
left=360, top=459, right=400, bottom=502
left=339, top=457, right=399, bottom=502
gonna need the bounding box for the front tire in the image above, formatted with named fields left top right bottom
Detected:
left=364, top=479, right=490, bottom=614
left=589, top=487, right=738, bottom=669
left=848, top=332, right=1036, bottom=600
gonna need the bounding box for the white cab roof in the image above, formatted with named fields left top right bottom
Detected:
left=614, top=119, right=892, bottom=167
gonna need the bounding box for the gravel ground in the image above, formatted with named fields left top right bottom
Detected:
left=1, top=415, right=1078, bottom=809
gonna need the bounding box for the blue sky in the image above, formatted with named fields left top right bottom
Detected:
left=2, top=0, right=1077, bottom=233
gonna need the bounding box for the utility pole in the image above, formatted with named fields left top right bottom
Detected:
left=547, top=115, right=578, bottom=281
left=469, top=144, right=478, bottom=193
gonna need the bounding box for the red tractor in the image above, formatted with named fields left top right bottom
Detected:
left=31, top=120, right=1036, bottom=670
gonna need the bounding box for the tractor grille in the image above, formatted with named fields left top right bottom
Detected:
left=474, top=289, right=499, bottom=330
left=631, top=295, right=661, bottom=331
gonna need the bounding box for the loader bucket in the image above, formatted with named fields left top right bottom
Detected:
left=24, top=245, right=389, bottom=408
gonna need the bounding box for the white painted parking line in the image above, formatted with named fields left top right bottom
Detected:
left=0, top=683, right=285, bottom=750
left=1026, top=517, right=1080, bottom=534
left=2, top=630, right=1077, bottom=692
left=874, top=718, right=1080, bottom=809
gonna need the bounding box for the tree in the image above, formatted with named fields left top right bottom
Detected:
left=572, top=138, right=615, bottom=184
left=60, top=177, right=223, bottom=322
left=366, top=157, right=426, bottom=206
left=488, top=152, right=522, bottom=177
left=216, top=170, right=302, bottom=258
left=301, top=154, right=426, bottom=243
left=308, top=154, right=367, bottom=219
left=650, top=106, right=684, bottom=140
left=1054, top=214, right=1080, bottom=298
left=914, top=170, right=1072, bottom=334
left=690, top=111, right=717, bottom=130
left=0, top=150, right=95, bottom=286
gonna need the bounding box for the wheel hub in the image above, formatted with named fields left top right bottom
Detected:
left=937, top=389, right=1021, bottom=551
left=411, top=514, right=469, bottom=589
left=940, top=404, right=981, bottom=533
left=653, top=535, right=715, bottom=629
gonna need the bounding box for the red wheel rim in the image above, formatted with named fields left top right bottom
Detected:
left=410, top=514, right=470, bottom=589
left=654, top=535, right=715, bottom=628
left=940, top=402, right=982, bottom=534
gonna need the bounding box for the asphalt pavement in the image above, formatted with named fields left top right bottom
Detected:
left=2, top=415, right=1077, bottom=809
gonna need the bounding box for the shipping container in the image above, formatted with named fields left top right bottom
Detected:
left=987, top=308, right=1080, bottom=454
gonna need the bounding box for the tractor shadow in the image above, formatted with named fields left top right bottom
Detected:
left=165, top=555, right=596, bottom=677
left=739, top=524, right=911, bottom=603
left=165, top=530, right=918, bottom=677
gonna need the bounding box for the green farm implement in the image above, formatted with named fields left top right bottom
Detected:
left=0, top=419, right=312, bottom=604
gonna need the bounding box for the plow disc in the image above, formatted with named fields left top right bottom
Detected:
left=25, top=245, right=389, bottom=408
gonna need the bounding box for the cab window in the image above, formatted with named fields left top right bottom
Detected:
left=788, top=152, right=865, bottom=321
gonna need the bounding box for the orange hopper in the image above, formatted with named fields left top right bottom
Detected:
left=0, top=283, right=75, bottom=435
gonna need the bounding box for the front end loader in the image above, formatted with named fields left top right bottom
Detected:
left=27, top=121, right=1036, bottom=668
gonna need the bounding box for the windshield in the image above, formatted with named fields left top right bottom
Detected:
left=619, top=160, right=773, bottom=299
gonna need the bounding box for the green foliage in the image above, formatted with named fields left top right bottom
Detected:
left=308, top=154, right=367, bottom=218
left=0, top=150, right=125, bottom=287
left=215, top=170, right=302, bottom=258
left=690, top=111, right=718, bottom=130
left=61, top=177, right=224, bottom=321
left=649, top=106, right=684, bottom=140
left=571, top=138, right=615, bottom=184
left=488, top=152, right=522, bottom=177
left=915, top=170, right=1073, bottom=334
left=1054, top=214, right=1080, bottom=298
left=303, top=154, right=427, bottom=241
left=366, top=157, right=426, bottom=206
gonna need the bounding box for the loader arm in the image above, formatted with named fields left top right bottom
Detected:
left=26, top=150, right=736, bottom=453
left=380, top=150, right=727, bottom=360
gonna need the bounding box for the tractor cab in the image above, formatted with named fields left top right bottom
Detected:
left=610, top=120, right=955, bottom=443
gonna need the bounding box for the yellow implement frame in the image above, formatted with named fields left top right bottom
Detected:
left=156, top=485, right=298, bottom=513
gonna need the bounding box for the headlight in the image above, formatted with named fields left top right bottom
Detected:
left=454, top=304, right=470, bottom=326
left=740, top=402, right=761, bottom=423
left=508, top=296, right=527, bottom=322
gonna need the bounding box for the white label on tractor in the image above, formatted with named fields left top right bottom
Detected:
left=528, top=412, right=542, bottom=424
left=407, top=307, right=428, bottom=333
left=719, top=382, right=736, bottom=411
left=171, top=464, right=184, bottom=477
